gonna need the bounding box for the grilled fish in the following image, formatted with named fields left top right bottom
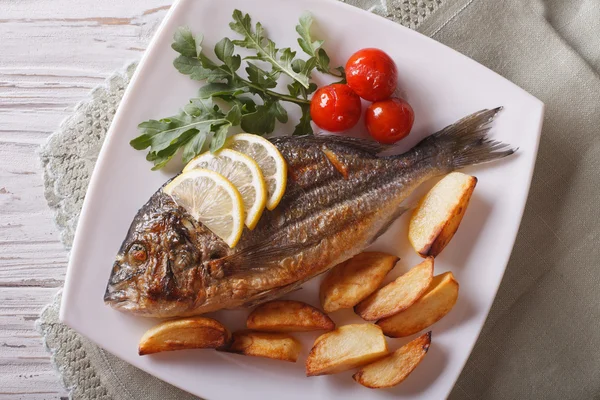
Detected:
left=105, top=108, right=514, bottom=318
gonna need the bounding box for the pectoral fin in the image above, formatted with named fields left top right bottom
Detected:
left=214, top=237, right=320, bottom=277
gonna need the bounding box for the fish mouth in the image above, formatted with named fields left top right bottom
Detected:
left=104, top=256, right=146, bottom=312
left=104, top=275, right=201, bottom=317
left=104, top=282, right=141, bottom=312
left=104, top=286, right=202, bottom=318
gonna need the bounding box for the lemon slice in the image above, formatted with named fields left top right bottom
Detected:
left=183, top=149, right=267, bottom=230
left=226, top=133, right=287, bottom=210
left=163, top=169, right=244, bottom=248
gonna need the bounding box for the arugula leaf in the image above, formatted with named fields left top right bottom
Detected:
left=225, top=104, right=242, bottom=125
left=214, top=38, right=241, bottom=72
left=316, top=48, right=331, bottom=74
left=295, top=13, right=344, bottom=79
left=230, top=10, right=310, bottom=89
left=291, top=57, right=318, bottom=79
left=241, top=106, right=274, bottom=134
left=131, top=98, right=237, bottom=168
left=182, top=130, right=207, bottom=164
left=174, top=53, right=231, bottom=83
left=288, top=81, right=318, bottom=100
left=173, top=55, right=204, bottom=77
left=171, top=27, right=198, bottom=58
left=241, top=101, right=286, bottom=134
left=296, top=14, right=323, bottom=56
left=173, top=33, right=234, bottom=83
left=173, top=23, right=312, bottom=106
left=210, top=124, right=229, bottom=152
left=293, top=104, right=313, bottom=135
left=194, top=33, right=204, bottom=58
left=148, top=128, right=198, bottom=170
left=333, top=66, right=347, bottom=83
left=206, top=104, right=242, bottom=154
left=246, top=62, right=278, bottom=89
left=185, top=98, right=222, bottom=118
left=197, top=82, right=248, bottom=99
left=134, top=12, right=347, bottom=170
left=231, top=96, right=258, bottom=114
left=273, top=101, right=288, bottom=123
left=130, top=119, right=170, bottom=150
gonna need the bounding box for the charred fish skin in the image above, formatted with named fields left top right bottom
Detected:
left=105, top=108, right=514, bottom=318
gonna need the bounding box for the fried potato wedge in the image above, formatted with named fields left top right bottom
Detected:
left=222, top=331, right=301, bottom=362
left=306, top=324, right=388, bottom=376
left=353, top=332, right=431, bottom=388
left=378, top=272, right=459, bottom=337
left=320, top=252, right=399, bottom=313
left=409, top=172, right=477, bottom=257
left=138, top=317, right=230, bottom=355
left=355, top=257, right=434, bottom=321
left=246, top=300, right=334, bottom=332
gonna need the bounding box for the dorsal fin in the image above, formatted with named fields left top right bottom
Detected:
left=271, top=134, right=389, bottom=155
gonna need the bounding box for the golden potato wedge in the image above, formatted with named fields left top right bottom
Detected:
left=306, top=324, right=388, bottom=376
left=409, top=172, right=477, bottom=257
left=246, top=300, right=334, bottom=332
left=222, top=331, right=301, bottom=362
left=353, top=332, right=431, bottom=388
left=320, top=252, right=399, bottom=313
left=138, top=317, right=230, bottom=355
left=378, top=272, right=459, bottom=337
left=355, top=257, right=434, bottom=321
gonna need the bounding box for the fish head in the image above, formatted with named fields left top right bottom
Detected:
left=104, top=192, right=231, bottom=317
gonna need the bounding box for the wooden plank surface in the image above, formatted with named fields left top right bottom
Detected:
left=0, top=1, right=170, bottom=398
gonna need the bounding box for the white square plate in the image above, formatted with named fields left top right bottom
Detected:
left=60, top=0, right=544, bottom=398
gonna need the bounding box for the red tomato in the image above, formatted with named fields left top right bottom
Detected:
left=365, top=97, right=414, bottom=144
left=310, top=84, right=362, bottom=132
left=345, top=48, right=398, bottom=102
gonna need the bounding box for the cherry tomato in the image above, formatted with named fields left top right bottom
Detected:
left=365, top=97, right=414, bottom=144
left=345, top=48, right=398, bottom=102
left=310, top=84, right=362, bottom=132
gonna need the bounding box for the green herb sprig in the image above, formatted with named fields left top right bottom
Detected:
left=131, top=10, right=345, bottom=170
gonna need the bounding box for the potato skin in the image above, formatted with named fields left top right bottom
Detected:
left=320, top=252, right=398, bottom=313
left=221, top=330, right=301, bottom=362
left=138, top=317, right=230, bottom=355
left=426, top=187, right=473, bottom=257
left=409, top=172, right=477, bottom=257
left=354, top=257, right=434, bottom=321
left=353, top=332, right=431, bottom=388
left=246, top=300, right=334, bottom=332
left=377, top=272, right=459, bottom=338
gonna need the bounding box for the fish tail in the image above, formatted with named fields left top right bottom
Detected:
left=417, top=107, right=517, bottom=171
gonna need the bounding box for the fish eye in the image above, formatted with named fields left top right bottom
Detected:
left=128, top=243, right=147, bottom=264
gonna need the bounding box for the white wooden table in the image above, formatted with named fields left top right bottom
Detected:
left=0, top=2, right=169, bottom=398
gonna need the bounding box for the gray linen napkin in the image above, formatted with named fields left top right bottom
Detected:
left=38, top=0, right=600, bottom=398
